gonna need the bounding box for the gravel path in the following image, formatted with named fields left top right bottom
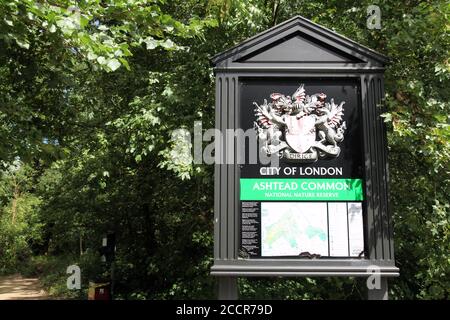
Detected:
left=0, top=274, right=49, bottom=300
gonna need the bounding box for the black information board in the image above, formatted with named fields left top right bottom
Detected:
left=211, top=16, right=398, bottom=285
left=238, top=78, right=366, bottom=259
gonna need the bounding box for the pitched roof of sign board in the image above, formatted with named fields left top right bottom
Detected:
left=211, top=15, right=389, bottom=69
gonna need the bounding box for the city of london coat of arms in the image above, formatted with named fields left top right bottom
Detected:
left=253, top=84, right=347, bottom=162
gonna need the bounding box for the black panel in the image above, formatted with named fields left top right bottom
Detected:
left=239, top=78, right=364, bottom=179
left=238, top=78, right=367, bottom=259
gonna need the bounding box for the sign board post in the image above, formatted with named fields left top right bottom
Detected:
left=211, top=16, right=399, bottom=300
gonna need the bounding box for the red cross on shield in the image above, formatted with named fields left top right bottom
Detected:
left=285, top=115, right=316, bottom=153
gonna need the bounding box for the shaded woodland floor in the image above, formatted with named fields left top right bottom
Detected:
left=0, top=274, right=49, bottom=300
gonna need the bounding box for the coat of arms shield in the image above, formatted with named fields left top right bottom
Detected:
left=285, top=115, right=316, bottom=153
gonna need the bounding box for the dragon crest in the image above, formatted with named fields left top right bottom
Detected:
left=253, top=84, right=347, bottom=161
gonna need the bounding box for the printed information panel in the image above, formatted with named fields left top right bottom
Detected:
left=239, top=79, right=366, bottom=259
left=240, top=201, right=364, bottom=258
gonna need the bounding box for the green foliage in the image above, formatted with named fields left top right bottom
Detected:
left=20, top=253, right=104, bottom=299
left=0, top=163, right=43, bottom=274
left=0, top=0, right=212, bottom=71
left=0, top=0, right=215, bottom=162
left=239, top=277, right=366, bottom=300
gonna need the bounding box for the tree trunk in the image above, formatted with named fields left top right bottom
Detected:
left=79, top=233, right=83, bottom=256
left=11, top=183, right=19, bottom=224
left=272, top=0, right=281, bottom=27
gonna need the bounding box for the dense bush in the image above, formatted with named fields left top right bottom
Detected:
left=0, top=163, right=43, bottom=274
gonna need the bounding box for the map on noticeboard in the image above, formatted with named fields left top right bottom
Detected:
left=261, top=202, right=328, bottom=257
left=240, top=200, right=365, bottom=258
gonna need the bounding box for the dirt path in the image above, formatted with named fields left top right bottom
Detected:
left=0, top=274, right=49, bottom=300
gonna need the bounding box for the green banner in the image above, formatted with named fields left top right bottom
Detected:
left=240, top=178, right=364, bottom=201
